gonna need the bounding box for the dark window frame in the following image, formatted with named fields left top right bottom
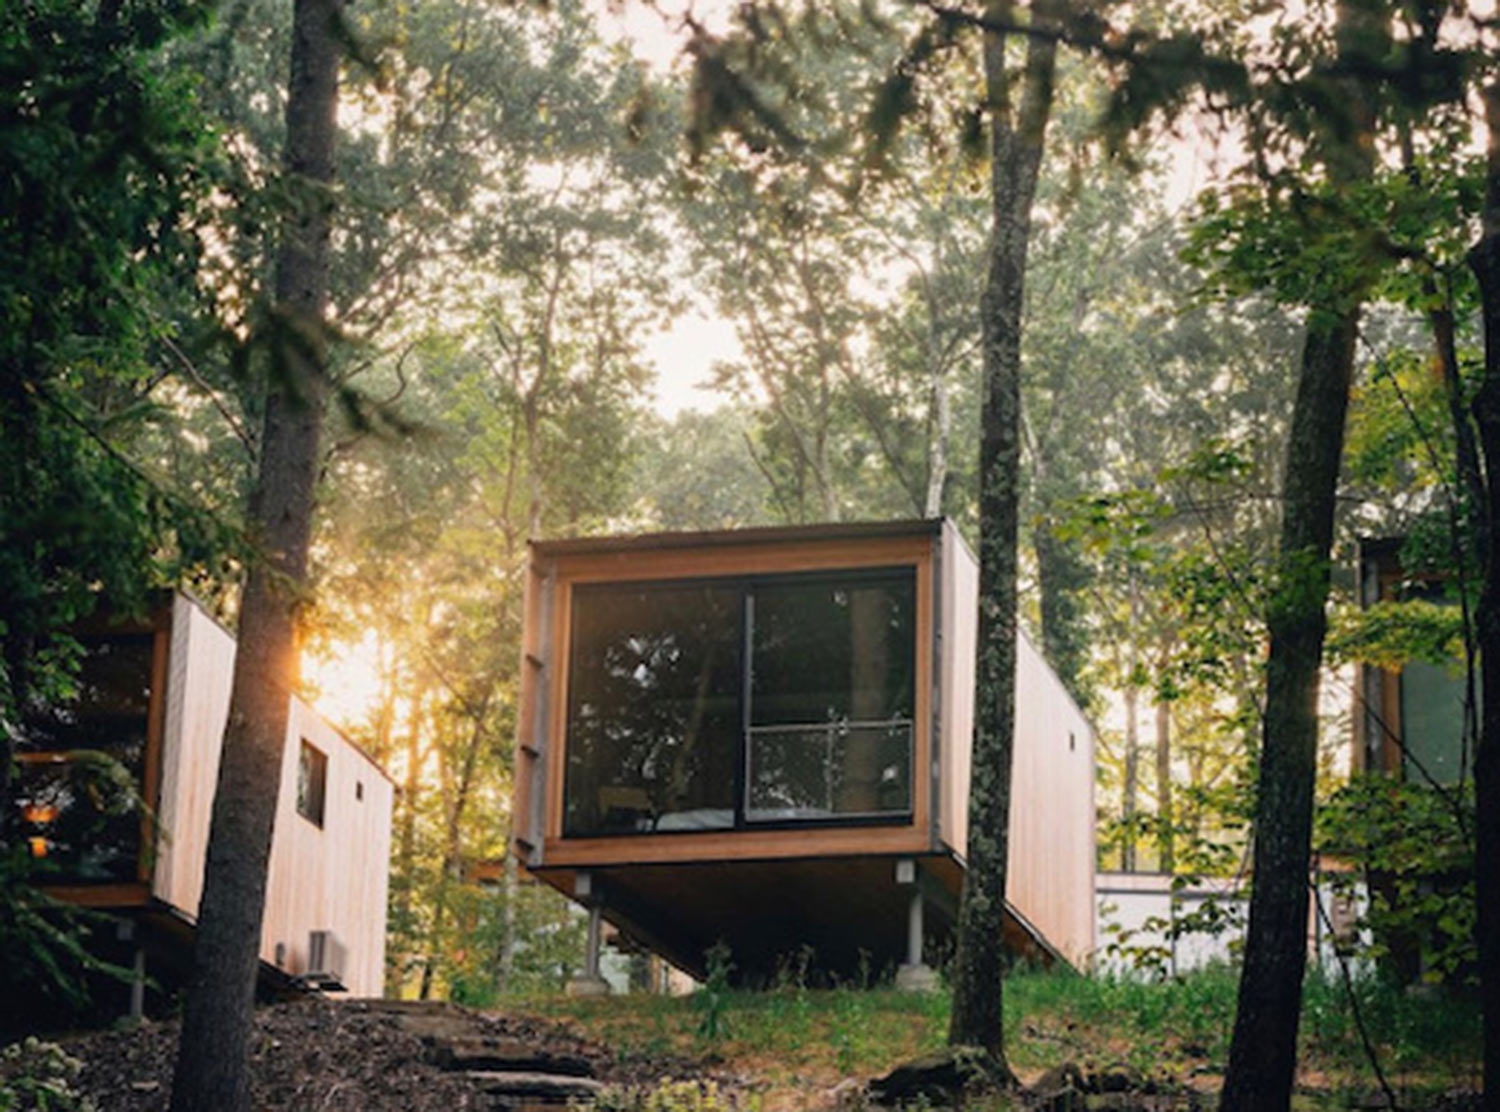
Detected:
left=561, top=566, right=918, bottom=838
left=297, top=739, right=328, bottom=829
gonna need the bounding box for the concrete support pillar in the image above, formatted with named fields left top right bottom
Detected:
left=894, top=858, right=938, bottom=992
left=116, top=917, right=146, bottom=1021
left=129, top=945, right=146, bottom=1020
left=566, top=872, right=611, bottom=997
left=585, top=901, right=603, bottom=978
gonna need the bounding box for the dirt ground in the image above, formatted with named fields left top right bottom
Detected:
left=30, top=998, right=707, bottom=1111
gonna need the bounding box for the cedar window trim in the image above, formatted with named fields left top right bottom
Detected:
left=560, top=565, right=919, bottom=840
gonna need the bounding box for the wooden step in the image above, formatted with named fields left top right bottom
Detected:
left=465, top=1071, right=605, bottom=1100
left=431, top=1037, right=593, bottom=1077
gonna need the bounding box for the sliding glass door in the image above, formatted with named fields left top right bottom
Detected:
left=563, top=569, right=915, bottom=837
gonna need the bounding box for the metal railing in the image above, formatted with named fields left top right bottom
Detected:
left=743, top=718, right=913, bottom=822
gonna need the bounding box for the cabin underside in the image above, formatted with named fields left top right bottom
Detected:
left=530, top=852, right=1059, bottom=984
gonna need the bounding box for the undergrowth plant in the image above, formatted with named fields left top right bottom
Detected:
left=0, top=1038, right=97, bottom=1112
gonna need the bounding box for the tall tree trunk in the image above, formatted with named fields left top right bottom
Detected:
left=1155, top=697, right=1173, bottom=875
left=1219, top=17, right=1378, bottom=1098
left=1122, top=670, right=1139, bottom=872
left=924, top=366, right=950, bottom=517
left=170, top=2, right=340, bottom=1108
left=420, top=703, right=488, bottom=1000
left=1219, top=311, right=1361, bottom=1112
left=1467, top=74, right=1500, bottom=1112
left=947, top=0, right=1057, bottom=1063
left=1121, top=583, right=1141, bottom=872
left=1219, top=8, right=1380, bottom=1107
left=389, top=680, right=426, bottom=997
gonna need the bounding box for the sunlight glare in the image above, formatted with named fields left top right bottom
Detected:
left=303, top=630, right=387, bottom=731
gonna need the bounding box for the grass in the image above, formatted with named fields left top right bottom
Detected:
left=517, top=965, right=1481, bottom=1110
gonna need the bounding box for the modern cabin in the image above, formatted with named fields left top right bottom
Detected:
left=7, top=593, right=393, bottom=1012
left=510, top=519, right=1096, bottom=986
left=1353, top=538, right=1470, bottom=785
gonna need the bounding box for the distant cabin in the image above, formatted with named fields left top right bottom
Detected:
left=510, top=519, right=1096, bottom=986
left=8, top=593, right=392, bottom=1015
left=1354, top=538, right=1470, bottom=785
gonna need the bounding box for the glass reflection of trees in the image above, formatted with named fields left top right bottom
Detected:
left=8, top=634, right=153, bottom=882
left=565, top=584, right=741, bottom=835
left=749, top=579, right=914, bottom=819
left=562, top=570, right=916, bottom=837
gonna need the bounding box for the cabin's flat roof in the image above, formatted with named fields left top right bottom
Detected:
left=531, top=517, right=945, bottom=558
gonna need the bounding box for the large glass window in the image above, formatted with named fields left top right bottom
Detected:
left=1401, top=660, right=1469, bottom=785
left=565, top=583, right=742, bottom=835
left=6, top=633, right=154, bottom=883
left=747, top=576, right=914, bottom=820
left=562, top=569, right=916, bottom=836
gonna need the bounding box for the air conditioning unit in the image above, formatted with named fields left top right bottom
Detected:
left=304, top=929, right=347, bottom=991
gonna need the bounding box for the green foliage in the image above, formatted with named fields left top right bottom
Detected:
left=0, top=0, right=234, bottom=1024
left=1317, top=776, right=1476, bottom=983
left=1326, top=599, right=1464, bottom=671
left=694, top=942, right=735, bottom=1043
left=0, top=851, right=143, bottom=1034
left=540, top=967, right=1480, bottom=1096
left=594, top=1078, right=750, bottom=1112
left=0, top=1038, right=97, bottom=1112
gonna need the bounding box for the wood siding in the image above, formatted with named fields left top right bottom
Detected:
left=153, top=596, right=392, bottom=995
left=936, top=529, right=1098, bottom=965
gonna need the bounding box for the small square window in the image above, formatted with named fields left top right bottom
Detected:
left=297, top=740, right=327, bottom=828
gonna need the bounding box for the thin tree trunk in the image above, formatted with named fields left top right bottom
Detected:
left=1122, top=582, right=1141, bottom=872
left=924, top=367, right=950, bottom=517
left=1219, top=9, right=1379, bottom=1108
left=1155, top=696, right=1173, bottom=875
left=421, top=703, right=488, bottom=1000
left=1219, top=311, right=1361, bottom=1112
left=1122, top=672, right=1139, bottom=872
left=388, top=681, right=425, bottom=997
left=1466, top=74, right=1500, bottom=1112
left=170, top=2, right=340, bottom=1107
left=947, top=0, right=1057, bottom=1064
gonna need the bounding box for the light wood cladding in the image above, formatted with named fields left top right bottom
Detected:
left=936, top=531, right=1098, bottom=966
left=152, top=595, right=392, bottom=995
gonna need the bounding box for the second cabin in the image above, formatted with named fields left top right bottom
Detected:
left=510, top=518, right=1095, bottom=987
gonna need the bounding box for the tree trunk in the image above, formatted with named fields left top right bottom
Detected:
left=1122, top=673, right=1139, bottom=872
left=1467, top=74, right=1500, bottom=1112
left=947, top=0, right=1057, bottom=1063
left=1219, top=310, right=1360, bottom=1112
left=924, top=365, right=950, bottom=517
left=389, top=680, right=426, bottom=997
left=1219, top=8, right=1379, bottom=1108
left=169, top=2, right=340, bottom=1108
left=1155, top=696, right=1173, bottom=875
left=1121, top=583, right=1141, bottom=872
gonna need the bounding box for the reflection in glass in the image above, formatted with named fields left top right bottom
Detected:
left=752, top=577, right=915, bottom=726
left=747, top=723, right=912, bottom=819
left=565, top=583, right=740, bottom=835
left=1401, top=660, right=1470, bottom=785
left=562, top=569, right=917, bottom=836
left=7, top=633, right=153, bottom=883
